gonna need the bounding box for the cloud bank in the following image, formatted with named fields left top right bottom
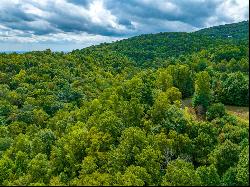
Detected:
left=0, top=0, right=248, bottom=51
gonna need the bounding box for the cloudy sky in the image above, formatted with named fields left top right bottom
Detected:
left=0, top=0, right=249, bottom=51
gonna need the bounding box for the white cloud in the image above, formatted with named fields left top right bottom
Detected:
left=0, top=31, right=122, bottom=43
left=217, top=0, right=249, bottom=21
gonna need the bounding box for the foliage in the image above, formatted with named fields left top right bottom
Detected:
left=0, top=21, right=248, bottom=186
left=206, top=103, right=226, bottom=121
left=192, top=71, right=212, bottom=113
left=161, top=159, right=201, bottom=186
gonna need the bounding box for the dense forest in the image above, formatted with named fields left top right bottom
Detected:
left=0, top=21, right=249, bottom=186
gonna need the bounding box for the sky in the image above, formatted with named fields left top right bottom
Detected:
left=0, top=0, right=249, bottom=51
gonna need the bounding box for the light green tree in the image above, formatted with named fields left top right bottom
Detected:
left=192, top=71, right=211, bottom=115
left=161, top=159, right=201, bottom=186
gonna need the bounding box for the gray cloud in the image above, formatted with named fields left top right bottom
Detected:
left=104, top=0, right=247, bottom=33
left=0, top=0, right=248, bottom=51
left=0, top=0, right=135, bottom=36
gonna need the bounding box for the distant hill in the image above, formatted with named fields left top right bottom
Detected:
left=72, top=21, right=249, bottom=66
left=195, top=21, right=249, bottom=39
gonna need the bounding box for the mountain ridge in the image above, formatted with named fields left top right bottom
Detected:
left=72, top=21, right=249, bottom=66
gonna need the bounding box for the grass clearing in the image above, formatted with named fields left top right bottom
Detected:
left=225, top=105, right=249, bottom=122
left=181, top=98, right=249, bottom=123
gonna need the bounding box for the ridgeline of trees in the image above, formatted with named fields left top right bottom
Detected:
left=0, top=21, right=249, bottom=186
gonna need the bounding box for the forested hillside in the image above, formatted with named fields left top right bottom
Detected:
left=0, top=21, right=249, bottom=186
left=196, top=21, right=249, bottom=39
left=72, top=21, right=248, bottom=67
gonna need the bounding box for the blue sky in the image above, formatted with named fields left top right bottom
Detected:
left=0, top=0, right=249, bottom=51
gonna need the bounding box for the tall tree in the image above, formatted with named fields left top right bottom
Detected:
left=192, top=71, right=212, bottom=115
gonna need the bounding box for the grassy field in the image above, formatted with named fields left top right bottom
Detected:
left=182, top=98, right=249, bottom=123
left=225, top=105, right=249, bottom=122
